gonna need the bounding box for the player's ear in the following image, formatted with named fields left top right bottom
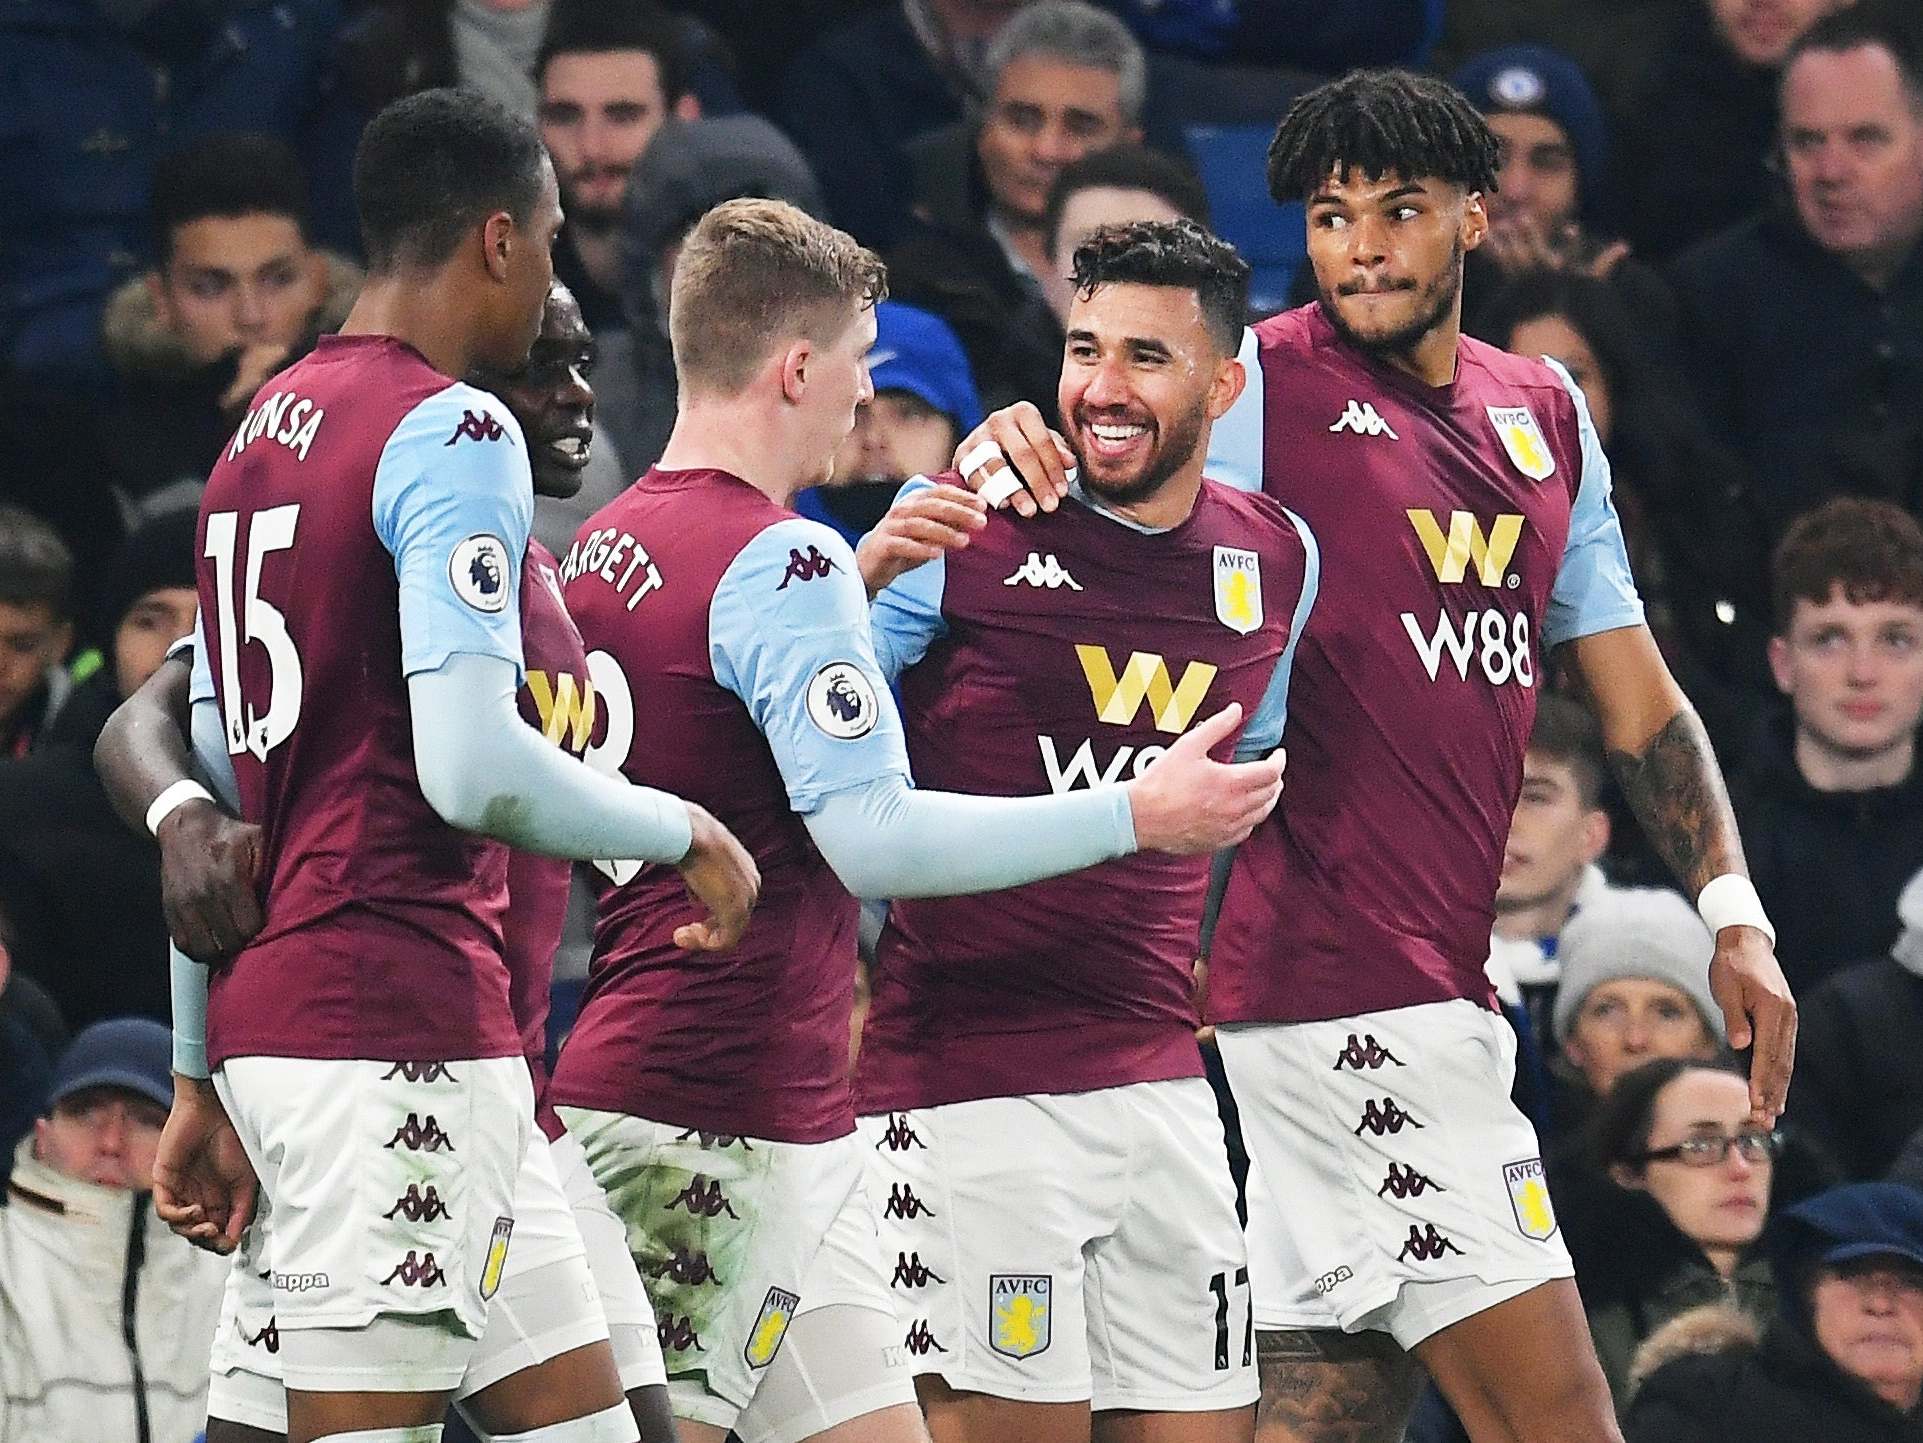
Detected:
left=1460, top=191, right=1489, bottom=253
left=482, top=211, right=516, bottom=283
left=1206, top=356, right=1246, bottom=421
left=779, top=340, right=813, bottom=405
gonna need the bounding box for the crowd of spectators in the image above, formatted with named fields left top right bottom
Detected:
left=3, top=0, right=1923, bottom=1439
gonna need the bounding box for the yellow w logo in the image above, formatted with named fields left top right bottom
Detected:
left=1406, top=510, right=1525, bottom=587
left=1075, top=645, right=1216, bottom=734
left=525, top=670, right=597, bottom=752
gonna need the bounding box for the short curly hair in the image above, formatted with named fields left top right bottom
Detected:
left=1771, top=497, right=1923, bottom=632
left=1267, top=68, right=1501, bottom=204
left=1070, top=218, right=1250, bottom=356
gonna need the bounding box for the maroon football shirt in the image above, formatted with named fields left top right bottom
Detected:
left=856, top=478, right=1312, bottom=1110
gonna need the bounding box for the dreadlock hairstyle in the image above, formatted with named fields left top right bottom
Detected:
left=1267, top=69, right=1502, bottom=205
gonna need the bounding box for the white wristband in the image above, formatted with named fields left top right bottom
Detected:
left=1697, top=874, right=1775, bottom=946
left=146, top=779, right=215, bottom=837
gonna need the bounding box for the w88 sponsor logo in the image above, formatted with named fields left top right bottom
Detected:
left=1400, top=608, right=1534, bottom=688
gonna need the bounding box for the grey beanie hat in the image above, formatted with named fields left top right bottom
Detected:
left=1552, top=887, right=1723, bottom=1047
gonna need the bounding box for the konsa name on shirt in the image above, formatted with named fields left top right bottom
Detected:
left=228, top=388, right=326, bottom=463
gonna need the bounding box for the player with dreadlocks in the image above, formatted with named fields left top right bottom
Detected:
left=947, top=68, right=1796, bottom=1443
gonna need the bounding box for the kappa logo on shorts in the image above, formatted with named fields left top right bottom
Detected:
left=904, top=1320, right=949, bottom=1356
left=665, top=1174, right=739, bottom=1219
left=271, top=1271, right=330, bottom=1292
left=674, top=1127, right=752, bottom=1151
left=245, top=1319, right=281, bottom=1353
left=1354, top=1099, right=1423, bottom=1136
left=383, top=1183, right=451, bottom=1222
left=990, top=1274, right=1052, bottom=1359
left=1313, top=1266, right=1353, bottom=1296
left=744, top=1286, right=800, bottom=1369
left=1333, top=1033, right=1403, bottom=1070
left=1503, top=1157, right=1558, bottom=1241
left=384, top=1113, right=455, bottom=1152
left=381, top=1061, right=457, bottom=1084
left=1396, top=1225, right=1464, bottom=1264
left=884, top=1183, right=936, bottom=1220
left=891, top=1251, right=945, bottom=1289
left=876, top=1113, right=926, bottom=1152
left=658, top=1314, right=705, bottom=1354
left=479, top=1216, right=513, bottom=1300
left=1378, top=1163, right=1445, bottom=1200
left=645, top=1245, right=722, bottom=1287
left=381, top=1250, right=448, bottom=1288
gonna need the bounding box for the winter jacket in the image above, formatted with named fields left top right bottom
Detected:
left=0, top=1135, right=227, bottom=1443
left=1731, top=709, right=1923, bottom=994
left=0, top=0, right=353, bottom=395
left=1789, top=951, right=1923, bottom=1182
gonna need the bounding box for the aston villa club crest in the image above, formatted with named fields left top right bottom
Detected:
left=1486, top=405, right=1555, bottom=481
left=1212, top=546, right=1262, bottom=636
left=1503, top=1158, right=1558, bottom=1241
left=989, top=1274, right=1051, bottom=1359
left=744, top=1286, right=799, bottom=1368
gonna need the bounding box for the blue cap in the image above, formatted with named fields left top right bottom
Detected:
left=1778, top=1183, right=1923, bottom=1279
left=868, top=302, right=984, bottom=436
left=47, top=1018, right=174, bottom=1113
left=1452, top=45, right=1611, bottom=225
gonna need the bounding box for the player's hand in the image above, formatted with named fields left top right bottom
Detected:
left=219, top=342, right=293, bottom=416
left=153, top=1074, right=257, bottom=1255
left=673, top=803, right=760, bottom=952
left=1126, top=703, right=1286, bottom=855
left=952, top=402, right=1075, bottom=517
left=1707, top=926, right=1797, bottom=1126
left=855, top=483, right=987, bottom=596
left=157, top=797, right=265, bottom=968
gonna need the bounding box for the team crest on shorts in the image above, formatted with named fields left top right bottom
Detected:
left=479, top=1216, right=513, bottom=1300
left=1503, top=1158, right=1558, bottom=1241
left=989, top=1274, right=1051, bottom=1359
left=745, top=1286, right=799, bottom=1369
left=1212, top=547, right=1262, bottom=635
left=1486, top=405, right=1556, bottom=481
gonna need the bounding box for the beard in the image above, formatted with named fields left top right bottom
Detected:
left=1070, top=394, right=1209, bottom=509
left=1316, top=236, right=1465, bottom=359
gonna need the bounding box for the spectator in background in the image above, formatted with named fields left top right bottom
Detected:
left=889, top=1, right=1144, bottom=416
left=93, top=133, right=359, bottom=521
left=798, top=300, right=984, bottom=546
left=1575, top=1058, right=1783, bottom=1409
left=0, top=1018, right=228, bottom=1442
left=1616, top=0, right=1849, bottom=264
left=0, top=906, right=65, bottom=1160
left=0, top=507, right=198, bottom=1032
left=1486, top=692, right=1615, bottom=1051
left=599, top=113, right=824, bottom=474
left=778, top=0, right=1034, bottom=249
left=1551, top=888, right=1725, bottom=1133
left=1733, top=498, right=1923, bottom=989
left=0, top=509, right=76, bottom=760
left=1788, top=868, right=1923, bottom=1182
left=1671, top=4, right=1923, bottom=544
left=536, top=0, right=703, bottom=332
left=1625, top=1181, right=1923, bottom=1441
left=0, top=0, right=354, bottom=395
left=1037, top=141, right=1211, bottom=326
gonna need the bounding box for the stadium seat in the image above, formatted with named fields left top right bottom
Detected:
left=1183, top=123, right=1306, bottom=316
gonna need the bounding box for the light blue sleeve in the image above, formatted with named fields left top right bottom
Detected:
left=1541, top=357, right=1646, bottom=648
left=710, top=517, right=912, bottom=812
left=185, top=612, right=214, bottom=706
left=1204, top=325, right=1264, bottom=495
left=1236, top=507, right=1320, bottom=761
left=371, top=382, right=533, bottom=679
left=170, top=692, right=241, bottom=1080
left=867, top=477, right=949, bottom=684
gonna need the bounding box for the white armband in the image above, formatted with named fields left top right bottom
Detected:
left=147, top=779, right=214, bottom=837
left=1697, top=874, right=1775, bottom=946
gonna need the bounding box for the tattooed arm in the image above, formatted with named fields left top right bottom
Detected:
left=1561, top=624, right=1796, bottom=1122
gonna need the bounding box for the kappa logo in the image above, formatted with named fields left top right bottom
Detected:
left=1329, top=399, right=1399, bottom=439
left=645, top=1246, right=721, bottom=1287
left=444, top=409, right=507, bottom=446
left=666, top=1175, right=739, bottom=1219
left=1313, top=1266, right=1353, bottom=1296
left=1003, top=552, right=1084, bottom=590
left=675, top=1128, right=752, bottom=1151
left=904, top=1321, right=949, bottom=1356
left=884, top=1184, right=936, bottom=1220
left=1378, top=1163, right=1446, bottom=1200
left=383, top=1184, right=451, bottom=1223
left=271, top=1271, right=329, bottom=1292
left=245, top=1319, right=281, bottom=1353
left=526, top=670, right=597, bottom=753
left=745, top=1286, right=800, bottom=1369
left=892, top=1252, right=945, bottom=1289
left=1407, top=510, right=1525, bottom=588
left=1396, top=1224, right=1465, bottom=1264
left=991, top=1275, right=1052, bottom=1359
left=1504, top=1157, right=1558, bottom=1241
left=1354, top=1099, right=1424, bottom=1137
left=1333, top=1033, right=1403, bottom=1071
left=1076, top=645, right=1217, bottom=734
left=381, top=1251, right=447, bottom=1288
left=777, top=545, right=839, bottom=591
left=384, top=1113, right=454, bottom=1152
left=876, top=1113, right=926, bottom=1152
left=381, top=1061, right=457, bottom=1084
left=658, top=1314, right=705, bottom=1354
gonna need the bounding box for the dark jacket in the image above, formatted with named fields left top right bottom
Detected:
left=1789, top=955, right=1923, bottom=1182
left=1730, top=710, right=1923, bottom=993
left=0, top=0, right=353, bottom=395
left=1670, top=212, right=1923, bottom=545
